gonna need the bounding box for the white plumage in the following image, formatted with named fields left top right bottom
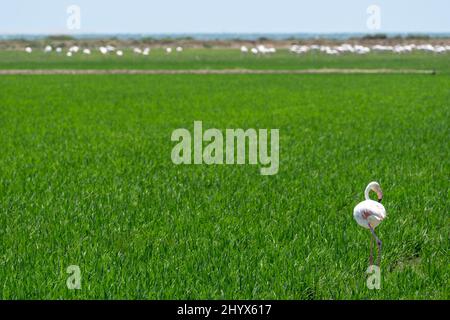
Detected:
left=354, top=200, right=385, bottom=229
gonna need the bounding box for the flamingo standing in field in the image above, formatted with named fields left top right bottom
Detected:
left=353, top=181, right=386, bottom=266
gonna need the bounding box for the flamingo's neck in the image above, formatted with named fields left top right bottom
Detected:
left=364, top=184, right=371, bottom=200
left=364, top=181, right=382, bottom=202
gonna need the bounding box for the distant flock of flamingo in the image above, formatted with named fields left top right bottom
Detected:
left=22, top=42, right=449, bottom=57
left=288, top=43, right=449, bottom=55
left=24, top=45, right=184, bottom=57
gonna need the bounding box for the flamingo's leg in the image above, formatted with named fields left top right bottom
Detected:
left=368, top=224, right=382, bottom=267
left=377, top=237, right=382, bottom=267
left=369, top=232, right=374, bottom=266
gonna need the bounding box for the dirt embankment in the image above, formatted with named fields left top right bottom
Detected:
left=0, top=69, right=436, bottom=75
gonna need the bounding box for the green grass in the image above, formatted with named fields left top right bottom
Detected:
left=0, top=52, right=449, bottom=299
left=0, top=49, right=449, bottom=73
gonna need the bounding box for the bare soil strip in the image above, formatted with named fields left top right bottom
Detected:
left=0, top=69, right=435, bottom=75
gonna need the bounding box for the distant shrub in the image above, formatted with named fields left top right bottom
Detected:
left=405, top=34, right=431, bottom=40
left=141, top=37, right=155, bottom=43
left=361, top=33, right=388, bottom=40
left=45, top=35, right=75, bottom=41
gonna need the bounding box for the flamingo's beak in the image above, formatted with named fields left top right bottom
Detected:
left=376, top=190, right=383, bottom=203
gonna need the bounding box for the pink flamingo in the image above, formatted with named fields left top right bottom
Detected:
left=353, top=181, right=386, bottom=266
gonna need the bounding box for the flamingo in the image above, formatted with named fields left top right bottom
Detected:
left=353, top=181, right=386, bottom=266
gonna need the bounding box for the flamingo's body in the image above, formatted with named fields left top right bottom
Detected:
left=353, top=181, right=386, bottom=266
left=353, top=199, right=386, bottom=229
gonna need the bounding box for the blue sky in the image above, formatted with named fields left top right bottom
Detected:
left=1, top=0, right=449, bottom=34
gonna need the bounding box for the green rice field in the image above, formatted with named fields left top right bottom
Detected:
left=0, top=49, right=448, bottom=299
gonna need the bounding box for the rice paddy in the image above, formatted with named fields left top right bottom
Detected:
left=0, top=49, right=448, bottom=299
